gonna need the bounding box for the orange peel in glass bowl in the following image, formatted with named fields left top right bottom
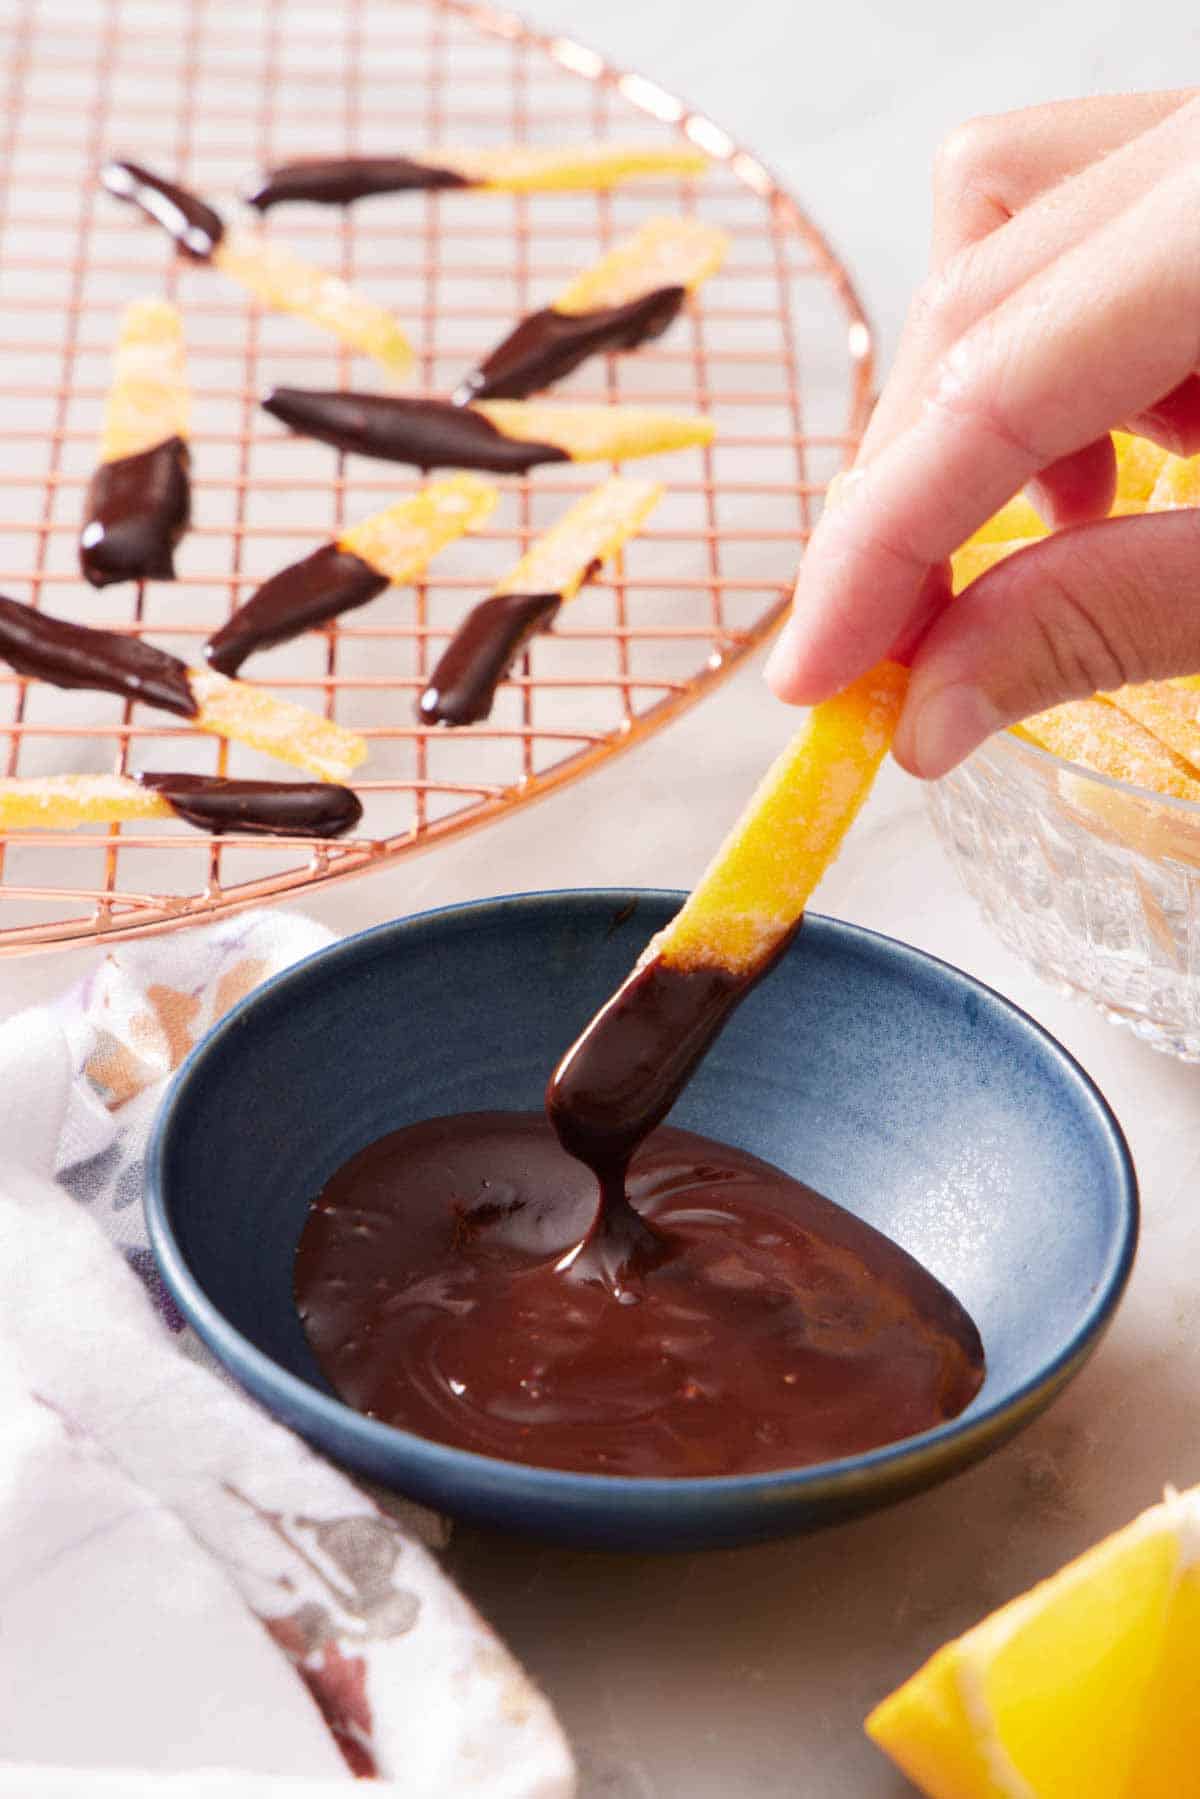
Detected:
left=953, top=433, right=1199, bottom=802
left=1017, top=696, right=1200, bottom=803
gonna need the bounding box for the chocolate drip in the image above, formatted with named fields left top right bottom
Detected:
left=80, top=437, right=191, bottom=589
left=101, top=160, right=225, bottom=260
left=546, top=953, right=756, bottom=1288
left=138, top=772, right=361, bottom=837
left=455, top=286, right=687, bottom=404
left=207, top=543, right=389, bottom=677
left=0, top=595, right=196, bottom=717
left=262, top=389, right=569, bottom=473
left=420, top=590, right=561, bottom=726
left=246, top=155, right=472, bottom=210
left=295, top=1112, right=985, bottom=1478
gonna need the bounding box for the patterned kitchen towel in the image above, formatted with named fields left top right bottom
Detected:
left=0, top=912, right=575, bottom=1795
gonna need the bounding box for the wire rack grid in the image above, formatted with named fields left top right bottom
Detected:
left=0, top=0, right=874, bottom=953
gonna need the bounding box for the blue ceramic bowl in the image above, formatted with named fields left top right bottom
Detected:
left=146, top=891, right=1137, bottom=1551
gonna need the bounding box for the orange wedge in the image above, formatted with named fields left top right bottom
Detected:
left=868, top=1485, right=1200, bottom=1799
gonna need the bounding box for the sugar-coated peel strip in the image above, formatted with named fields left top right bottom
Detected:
left=544, top=662, right=909, bottom=1188
left=648, top=661, right=910, bottom=976
left=420, top=479, right=663, bottom=726
left=246, top=142, right=711, bottom=207
left=1106, top=682, right=1200, bottom=775
left=0, top=774, right=172, bottom=828
left=0, top=592, right=366, bottom=781
left=101, top=162, right=413, bottom=380
left=207, top=475, right=497, bottom=675
left=81, top=298, right=192, bottom=588
left=954, top=432, right=1165, bottom=555
left=213, top=233, right=413, bottom=380
left=262, top=389, right=714, bottom=470
left=99, top=297, right=189, bottom=462
left=338, top=474, right=496, bottom=582
left=1111, top=430, right=1169, bottom=512
left=493, top=477, right=662, bottom=601
left=1147, top=449, right=1200, bottom=510
left=0, top=772, right=363, bottom=837
left=1018, top=696, right=1200, bottom=800
left=475, top=400, right=714, bottom=461
left=455, top=218, right=729, bottom=403
left=447, top=142, right=711, bottom=190
left=187, top=666, right=366, bottom=783
left=546, top=431, right=902, bottom=1160
left=950, top=536, right=1039, bottom=594
left=555, top=217, right=728, bottom=315
left=962, top=492, right=1046, bottom=547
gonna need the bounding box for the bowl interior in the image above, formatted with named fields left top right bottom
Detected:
left=149, top=891, right=1135, bottom=1543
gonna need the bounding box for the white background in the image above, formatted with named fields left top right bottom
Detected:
left=5, top=5, right=1200, bottom=1794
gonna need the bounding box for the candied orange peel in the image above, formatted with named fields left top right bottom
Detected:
left=474, top=399, right=713, bottom=462
left=185, top=666, right=366, bottom=783
left=1111, top=430, right=1169, bottom=512
left=962, top=491, right=1047, bottom=547
left=337, top=474, right=497, bottom=582
left=646, top=661, right=909, bottom=976
left=433, top=142, right=710, bottom=191
left=1106, top=681, right=1200, bottom=774
left=213, top=233, right=413, bottom=380
left=950, top=432, right=1200, bottom=805
left=950, top=535, right=1039, bottom=594
left=1147, top=449, right=1200, bottom=511
left=952, top=432, right=1167, bottom=552
left=100, top=297, right=189, bottom=463
left=493, top=477, right=662, bottom=602
left=1018, top=697, right=1200, bottom=801
left=0, top=773, right=174, bottom=830
left=555, top=217, right=728, bottom=315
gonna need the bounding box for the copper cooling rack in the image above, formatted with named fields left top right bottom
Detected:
left=0, top=0, right=874, bottom=951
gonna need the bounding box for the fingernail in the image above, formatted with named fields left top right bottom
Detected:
left=824, top=466, right=866, bottom=517
left=908, top=683, right=1005, bottom=778
left=764, top=620, right=800, bottom=695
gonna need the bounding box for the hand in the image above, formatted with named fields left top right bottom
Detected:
left=765, top=90, right=1200, bottom=777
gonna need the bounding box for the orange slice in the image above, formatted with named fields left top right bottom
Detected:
left=867, top=1484, right=1200, bottom=1799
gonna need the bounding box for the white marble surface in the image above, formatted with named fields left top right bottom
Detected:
left=4, top=5, right=1200, bottom=1794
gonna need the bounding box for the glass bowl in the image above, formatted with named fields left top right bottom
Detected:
left=927, top=728, right=1200, bottom=1060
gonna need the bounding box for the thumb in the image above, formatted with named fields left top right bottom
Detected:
left=895, top=508, right=1200, bottom=778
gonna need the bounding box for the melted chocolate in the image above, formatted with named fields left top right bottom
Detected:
left=207, top=543, right=388, bottom=677
left=80, top=437, right=191, bottom=589
left=0, top=595, right=196, bottom=717
left=262, top=389, right=569, bottom=473
left=455, top=287, right=687, bottom=404
left=101, top=160, right=224, bottom=260
left=546, top=954, right=758, bottom=1286
left=420, top=591, right=561, bottom=726
left=246, top=155, right=472, bottom=210
left=138, top=772, right=361, bottom=837
left=294, top=1112, right=985, bottom=1478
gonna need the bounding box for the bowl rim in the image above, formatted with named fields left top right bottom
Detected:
left=145, top=888, right=1139, bottom=1502
left=990, top=720, right=1200, bottom=820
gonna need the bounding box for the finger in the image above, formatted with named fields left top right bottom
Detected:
left=860, top=92, right=1200, bottom=461
left=892, top=508, right=1200, bottom=778
left=931, top=90, right=1194, bottom=265
left=1127, top=372, right=1200, bottom=456
left=1026, top=435, right=1117, bottom=527
left=767, top=165, right=1200, bottom=708
left=889, top=562, right=955, bottom=666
